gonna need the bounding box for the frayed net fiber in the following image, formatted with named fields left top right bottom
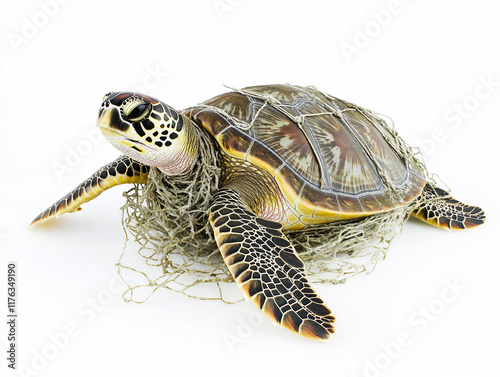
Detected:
left=117, top=94, right=428, bottom=303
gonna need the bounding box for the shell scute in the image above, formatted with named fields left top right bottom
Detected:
left=341, top=109, right=408, bottom=187
left=203, top=92, right=253, bottom=123
left=217, top=127, right=252, bottom=161
left=294, top=183, right=328, bottom=218
left=246, top=139, right=285, bottom=178
left=251, top=104, right=321, bottom=184
left=243, top=84, right=311, bottom=104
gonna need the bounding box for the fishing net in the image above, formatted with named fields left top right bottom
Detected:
left=116, top=87, right=430, bottom=304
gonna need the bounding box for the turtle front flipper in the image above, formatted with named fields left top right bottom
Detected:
left=30, top=155, right=149, bottom=227
left=209, top=188, right=335, bottom=341
left=412, top=183, right=485, bottom=230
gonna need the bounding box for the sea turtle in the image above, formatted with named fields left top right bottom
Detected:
left=30, top=84, right=485, bottom=341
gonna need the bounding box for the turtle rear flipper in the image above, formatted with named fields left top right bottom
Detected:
left=209, top=188, right=335, bottom=340
left=411, top=183, right=485, bottom=230
left=30, top=155, right=149, bottom=227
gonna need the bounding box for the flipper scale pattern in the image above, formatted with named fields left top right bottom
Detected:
left=30, top=156, right=149, bottom=227
left=209, top=188, right=335, bottom=340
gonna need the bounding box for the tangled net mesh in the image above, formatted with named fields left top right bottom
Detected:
left=117, top=90, right=431, bottom=304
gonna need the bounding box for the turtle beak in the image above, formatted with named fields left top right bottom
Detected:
left=97, top=106, right=129, bottom=139
left=99, top=125, right=124, bottom=141
left=98, top=106, right=128, bottom=131
left=97, top=106, right=150, bottom=155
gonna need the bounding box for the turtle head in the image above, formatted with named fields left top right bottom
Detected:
left=97, top=92, right=199, bottom=175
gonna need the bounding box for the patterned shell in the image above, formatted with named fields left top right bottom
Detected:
left=185, top=84, right=427, bottom=224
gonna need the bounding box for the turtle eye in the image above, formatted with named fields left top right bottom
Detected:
left=129, top=103, right=148, bottom=118
left=123, top=102, right=150, bottom=121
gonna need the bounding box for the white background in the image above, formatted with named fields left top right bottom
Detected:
left=1, top=1, right=499, bottom=376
